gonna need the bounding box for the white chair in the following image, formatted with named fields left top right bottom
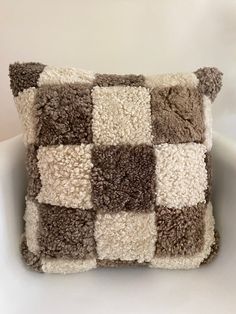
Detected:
left=1, top=133, right=235, bottom=314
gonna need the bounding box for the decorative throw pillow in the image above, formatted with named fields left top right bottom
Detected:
left=9, top=63, right=222, bottom=273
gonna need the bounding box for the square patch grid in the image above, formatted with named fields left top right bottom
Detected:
left=27, top=74, right=209, bottom=269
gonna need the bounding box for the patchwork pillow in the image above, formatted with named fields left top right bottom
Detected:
left=9, top=63, right=222, bottom=273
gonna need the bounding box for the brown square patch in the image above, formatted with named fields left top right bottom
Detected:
left=91, top=145, right=156, bottom=212
left=94, top=73, right=145, bottom=87
left=35, top=83, right=93, bottom=145
left=155, top=203, right=206, bottom=257
left=26, top=144, right=41, bottom=199
left=151, top=86, right=204, bottom=144
left=38, top=204, right=96, bottom=259
left=9, top=62, right=45, bottom=97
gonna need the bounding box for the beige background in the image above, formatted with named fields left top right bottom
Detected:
left=1, top=0, right=236, bottom=141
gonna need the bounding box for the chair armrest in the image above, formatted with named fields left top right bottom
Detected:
left=212, top=131, right=236, bottom=263
left=0, top=135, right=26, bottom=268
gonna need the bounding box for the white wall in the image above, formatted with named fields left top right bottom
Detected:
left=1, top=0, right=236, bottom=141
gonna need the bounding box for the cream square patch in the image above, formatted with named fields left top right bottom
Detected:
left=155, top=143, right=207, bottom=208
left=95, top=211, right=157, bottom=262
left=145, top=72, right=199, bottom=89
left=37, top=144, right=93, bottom=209
left=24, top=198, right=39, bottom=254
left=14, top=87, right=37, bottom=144
left=91, top=86, right=152, bottom=145
left=38, top=65, right=95, bottom=85
left=42, top=258, right=96, bottom=274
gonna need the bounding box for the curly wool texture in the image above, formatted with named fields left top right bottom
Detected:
left=8, top=63, right=223, bottom=272
left=9, top=62, right=45, bottom=96
left=155, top=143, right=208, bottom=208
left=95, top=212, right=157, bottom=262
left=91, top=145, right=156, bottom=212
left=41, top=258, right=96, bottom=274
left=35, top=83, right=93, bottom=145
left=94, top=73, right=145, bottom=87
left=151, top=202, right=215, bottom=269
left=37, top=144, right=93, bottom=209
left=195, top=67, right=223, bottom=102
left=38, top=65, right=95, bottom=85
left=150, top=86, right=204, bottom=144
left=145, top=72, right=199, bottom=90
left=91, top=86, right=153, bottom=145
left=38, top=204, right=96, bottom=259
left=155, top=203, right=206, bottom=257
left=26, top=145, right=41, bottom=199
left=24, top=199, right=39, bottom=255
left=21, top=236, right=42, bottom=272
left=14, top=87, right=37, bottom=144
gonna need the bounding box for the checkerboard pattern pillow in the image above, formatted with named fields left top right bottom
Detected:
left=9, top=63, right=222, bottom=273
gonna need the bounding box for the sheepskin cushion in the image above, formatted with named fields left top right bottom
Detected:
left=9, top=62, right=223, bottom=273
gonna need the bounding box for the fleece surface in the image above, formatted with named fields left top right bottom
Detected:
left=9, top=62, right=223, bottom=273
left=91, top=145, right=156, bottom=212
left=150, top=86, right=204, bottom=144
left=35, top=83, right=94, bottom=145
left=95, top=211, right=157, bottom=262
left=37, top=144, right=93, bottom=208
left=155, top=143, right=208, bottom=208
left=92, top=86, right=152, bottom=145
